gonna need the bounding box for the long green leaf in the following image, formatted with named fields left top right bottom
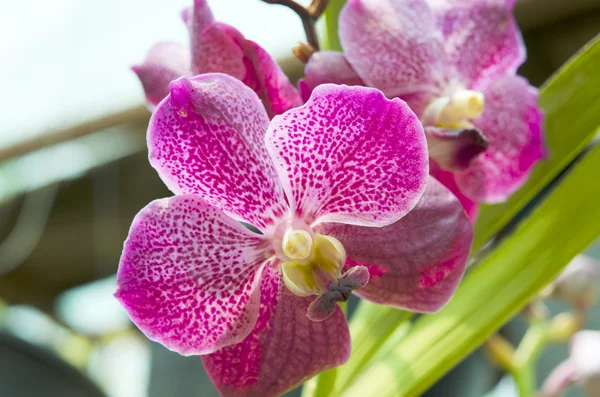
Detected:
left=341, top=144, right=600, bottom=397
left=473, top=34, right=600, bottom=251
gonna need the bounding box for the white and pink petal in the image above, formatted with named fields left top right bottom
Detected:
left=202, top=266, right=350, bottom=397
left=266, top=84, right=429, bottom=227
left=339, top=0, right=446, bottom=97
left=430, top=0, right=525, bottom=89
left=115, top=195, right=272, bottom=356
left=148, top=73, right=289, bottom=232
left=317, top=176, right=472, bottom=312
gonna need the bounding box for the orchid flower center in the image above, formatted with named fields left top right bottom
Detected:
left=280, top=232, right=346, bottom=297
left=423, top=90, right=485, bottom=129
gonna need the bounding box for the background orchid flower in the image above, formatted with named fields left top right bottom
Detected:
left=114, top=74, right=473, bottom=396
left=301, top=0, right=546, bottom=220
left=132, top=0, right=301, bottom=117
left=542, top=331, right=600, bottom=397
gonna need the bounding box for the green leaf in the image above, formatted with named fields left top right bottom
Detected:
left=333, top=303, right=413, bottom=391
left=322, top=0, right=346, bottom=51
left=473, top=34, right=600, bottom=251
left=340, top=144, right=600, bottom=397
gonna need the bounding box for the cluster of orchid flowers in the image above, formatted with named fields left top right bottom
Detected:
left=116, top=0, right=549, bottom=396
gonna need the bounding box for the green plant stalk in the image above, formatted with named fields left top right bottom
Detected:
left=512, top=321, right=549, bottom=396
left=340, top=145, right=600, bottom=397
left=322, top=0, right=346, bottom=51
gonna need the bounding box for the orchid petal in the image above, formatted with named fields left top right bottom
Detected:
left=430, top=163, right=479, bottom=222
left=339, top=0, right=445, bottom=97
left=266, top=84, right=429, bottom=227
left=148, top=73, right=289, bottom=232
left=430, top=0, right=525, bottom=89
left=571, top=331, right=600, bottom=395
left=186, top=0, right=301, bottom=117
left=115, top=195, right=271, bottom=356
left=455, top=75, right=546, bottom=203
left=317, top=176, right=472, bottom=312
left=202, top=266, right=350, bottom=397
left=132, top=43, right=191, bottom=110
left=299, top=51, right=364, bottom=102
left=425, top=126, right=488, bottom=172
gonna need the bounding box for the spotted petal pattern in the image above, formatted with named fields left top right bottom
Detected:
left=339, top=0, right=445, bottom=97
left=430, top=0, right=525, bottom=89
left=266, top=84, right=429, bottom=227
left=317, top=177, right=471, bottom=312
left=203, top=266, right=350, bottom=397
left=132, top=43, right=192, bottom=109
left=456, top=75, right=546, bottom=202
left=148, top=74, right=289, bottom=232
left=115, top=195, right=271, bottom=356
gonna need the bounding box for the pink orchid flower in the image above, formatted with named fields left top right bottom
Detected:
left=301, top=0, right=546, bottom=220
left=115, top=74, right=473, bottom=396
left=132, top=0, right=301, bottom=117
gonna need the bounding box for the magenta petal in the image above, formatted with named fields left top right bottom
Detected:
left=148, top=73, right=289, bottom=232
left=455, top=75, right=546, bottom=203
left=132, top=43, right=192, bottom=110
left=115, top=195, right=271, bottom=356
left=186, top=1, right=301, bottom=116
left=430, top=164, right=479, bottom=222
left=431, top=0, right=525, bottom=89
left=339, top=0, right=445, bottom=97
left=317, top=176, right=472, bottom=312
left=299, top=51, right=364, bottom=102
left=202, top=266, right=350, bottom=397
left=425, top=126, right=488, bottom=172
left=266, top=84, right=429, bottom=227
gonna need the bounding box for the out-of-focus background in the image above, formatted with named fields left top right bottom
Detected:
left=0, top=0, right=599, bottom=396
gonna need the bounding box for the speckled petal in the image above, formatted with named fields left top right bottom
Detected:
left=455, top=75, right=546, bottom=203
left=266, top=84, right=429, bottom=227
left=430, top=163, right=479, bottom=222
left=339, top=0, right=445, bottom=97
left=299, top=51, right=364, bottom=102
left=185, top=0, right=301, bottom=116
left=115, top=195, right=272, bottom=356
left=202, top=265, right=350, bottom=397
left=430, top=0, right=525, bottom=89
left=148, top=73, right=289, bottom=232
left=317, top=176, right=472, bottom=312
left=132, top=43, right=192, bottom=110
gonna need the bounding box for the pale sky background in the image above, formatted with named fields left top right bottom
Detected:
left=0, top=0, right=307, bottom=147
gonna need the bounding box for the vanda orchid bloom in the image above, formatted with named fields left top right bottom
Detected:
left=115, top=74, right=473, bottom=396
left=301, top=0, right=546, bottom=220
left=133, top=0, right=301, bottom=117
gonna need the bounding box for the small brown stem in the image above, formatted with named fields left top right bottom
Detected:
left=261, top=0, right=329, bottom=50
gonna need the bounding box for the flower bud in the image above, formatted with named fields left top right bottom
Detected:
left=547, top=255, right=600, bottom=311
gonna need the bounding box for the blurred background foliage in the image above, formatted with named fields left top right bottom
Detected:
left=0, top=0, right=599, bottom=396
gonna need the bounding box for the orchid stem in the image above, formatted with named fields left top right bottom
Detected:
left=513, top=321, right=549, bottom=396
left=261, top=0, right=329, bottom=50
